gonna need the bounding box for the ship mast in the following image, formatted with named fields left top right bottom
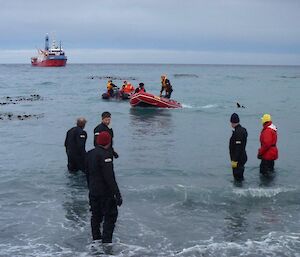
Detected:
left=45, top=34, right=49, bottom=51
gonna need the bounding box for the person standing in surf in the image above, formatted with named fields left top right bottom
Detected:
left=229, top=113, right=248, bottom=181
left=257, top=114, right=278, bottom=175
left=86, top=131, right=122, bottom=243
left=64, top=117, right=87, bottom=173
left=94, top=112, right=119, bottom=159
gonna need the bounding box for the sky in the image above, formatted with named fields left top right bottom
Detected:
left=0, top=0, right=300, bottom=65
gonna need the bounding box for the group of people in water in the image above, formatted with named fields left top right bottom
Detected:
left=64, top=110, right=279, bottom=243
left=229, top=113, right=278, bottom=181
left=105, top=74, right=173, bottom=99
left=65, top=112, right=121, bottom=243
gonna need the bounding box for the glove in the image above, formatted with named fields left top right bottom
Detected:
left=257, top=154, right=262, bottom=159
left=115, top=195, right=123, bottom=207
left=113, top=151, right=119, bottom=159
left=231, top=161, right=238, bottom=169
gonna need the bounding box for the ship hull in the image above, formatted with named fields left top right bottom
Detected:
left=31, top=59, right=67, bottom=67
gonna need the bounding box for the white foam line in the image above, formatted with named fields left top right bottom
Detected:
left=174, top=232, right=300, bottom=256
left=233, top=187, right=296, bottom=198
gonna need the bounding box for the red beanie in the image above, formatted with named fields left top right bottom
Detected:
left=97, top=131, right=111, bottom=146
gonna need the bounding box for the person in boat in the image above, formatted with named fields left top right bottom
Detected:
left=93, top=111, right=119, bottom=159
left=257, top=114, right=278, bottom=176
left=229, top=113, right=248, bottom=182
left=106, top=80, right=117, bottom=97
left=160, top=74, right=173, bottom=99
left=123, top=81, right=135, bottom=94
left=134, top=83, right=146, bottom=93
left=86, top=131, right=122, bottom=243
left=119, top=81, right=135, bottom=99
left=118, top=84, right=126, bottom=98
left=64, top=117, right=87, bottom=173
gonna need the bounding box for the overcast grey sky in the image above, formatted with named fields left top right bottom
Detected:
left=0, top=0, right=299, bottom=64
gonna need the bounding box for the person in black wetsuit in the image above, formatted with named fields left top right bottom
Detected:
left=93, top=112, right=119, bottom=159
left=64, top=117, right=87, bottom=172
left=86, top=131, right=122, bottom=243
left=229, top=113, right=248, bottom=181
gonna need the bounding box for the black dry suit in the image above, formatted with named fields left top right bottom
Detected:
left=229, top=124, right=248, bottom=180
left=94, top=122, right=118, bottom=158
left=64, top=126, right=87, bottom=172
left=86, top=145, right=122, bottom=243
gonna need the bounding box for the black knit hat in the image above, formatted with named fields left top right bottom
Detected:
left=230, top=113, right=240, bottom=123
left=102, top=111, right=111, bottom=119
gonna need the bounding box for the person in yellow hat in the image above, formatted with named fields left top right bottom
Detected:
left=257, top=114, right=278, bottom=175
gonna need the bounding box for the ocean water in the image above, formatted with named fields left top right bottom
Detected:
left=0, top=64, right=300, bottom=257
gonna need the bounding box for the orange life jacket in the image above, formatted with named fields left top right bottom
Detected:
left=124, top=83, right=135, bottom=93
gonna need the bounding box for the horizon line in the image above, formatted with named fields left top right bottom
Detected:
left=1, top=63, right=300, bottom=67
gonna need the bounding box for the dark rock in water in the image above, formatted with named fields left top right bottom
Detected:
left=0, top=94, right=43, bottom=105
left=173, top=74, right=199, bottom=78
left=279, top=75, right=300, bottom=79
left=88, top=75, right=138, bottom=81
left=0, top=112, right=44, bottom=121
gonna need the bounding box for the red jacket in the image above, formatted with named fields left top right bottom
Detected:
left=258, top=121, right=278, bottom=160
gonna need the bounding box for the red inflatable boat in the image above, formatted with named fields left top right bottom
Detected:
left=130, top=92, right=182, bottom=108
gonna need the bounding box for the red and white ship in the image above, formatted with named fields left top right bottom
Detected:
left=31, top=34, right=67, bottom=67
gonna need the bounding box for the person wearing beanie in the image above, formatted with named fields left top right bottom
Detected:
left=93, top=111, right=119, bottom=159
left=64, top=117, right=87, bottom=173
left=257, top=114, right=278, bottom=175
left=134, top=82, right=146, bottom=94
left=86, top=131, right=122, bottom=243
left=229, top=113, right=248, bottom=181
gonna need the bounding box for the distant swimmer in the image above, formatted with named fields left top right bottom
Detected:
left=237, top=102, right=245, bottom=108
left=257, top=114, right=278, bottom=176
left=229, top=113, right=248, bottom=181
left=64, top=117, right=87, bottom=173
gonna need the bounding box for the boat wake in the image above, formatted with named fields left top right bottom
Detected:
left=181, top=103, right=219, bottom=109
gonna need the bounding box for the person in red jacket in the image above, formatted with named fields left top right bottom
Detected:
left=257, top=114, right=278, bottom=175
